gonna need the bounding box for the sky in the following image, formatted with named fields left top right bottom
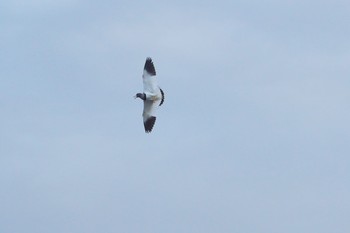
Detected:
left=1, top=0, right=350, bottom=232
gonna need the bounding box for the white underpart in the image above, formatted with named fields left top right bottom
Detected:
left=142, top=69, right=162, bottom=121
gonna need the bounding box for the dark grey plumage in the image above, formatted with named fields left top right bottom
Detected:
left=159, top=88, right=165, bottom=106
left=144, top=57, right=156, bottom=76
left=144, top=116, right=156, bottom=133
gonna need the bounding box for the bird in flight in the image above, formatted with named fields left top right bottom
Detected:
left=134, top=57, right=164, bottom=133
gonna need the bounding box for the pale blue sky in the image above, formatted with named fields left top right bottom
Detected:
left=1, top=1, right=350, bottom=232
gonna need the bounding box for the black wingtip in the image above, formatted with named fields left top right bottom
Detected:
left=144, top=116, right=156, bottom=133
left=144, top=57, right=156, bottom=76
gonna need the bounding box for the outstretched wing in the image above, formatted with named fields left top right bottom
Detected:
left=143, top=98, right=162, bottom=133
left=143, top=58, right=159, bottom=96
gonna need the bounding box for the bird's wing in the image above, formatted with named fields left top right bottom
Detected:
left=143, top=98, right=162, bottom=133
left=142, top=58, right=159, bottom=97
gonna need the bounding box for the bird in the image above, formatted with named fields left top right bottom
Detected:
left=134, top=57, right=164, bottom=133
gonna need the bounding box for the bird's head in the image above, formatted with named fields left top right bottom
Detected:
left=134, top=93, right=146, bottom=100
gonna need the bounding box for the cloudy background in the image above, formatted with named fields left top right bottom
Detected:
left=1, top=0, right=349, bottom=232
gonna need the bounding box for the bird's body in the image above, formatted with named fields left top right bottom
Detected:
left=135, top=58, right=164, bottom=133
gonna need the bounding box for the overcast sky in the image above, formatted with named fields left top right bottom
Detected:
left=1, top=1, right=350, bottom=232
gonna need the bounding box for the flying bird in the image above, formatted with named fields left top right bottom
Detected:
left=134, top=58, right=164, bottom=133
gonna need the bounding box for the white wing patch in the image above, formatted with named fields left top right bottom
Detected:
left=143, top=58, right=159, bottom=96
